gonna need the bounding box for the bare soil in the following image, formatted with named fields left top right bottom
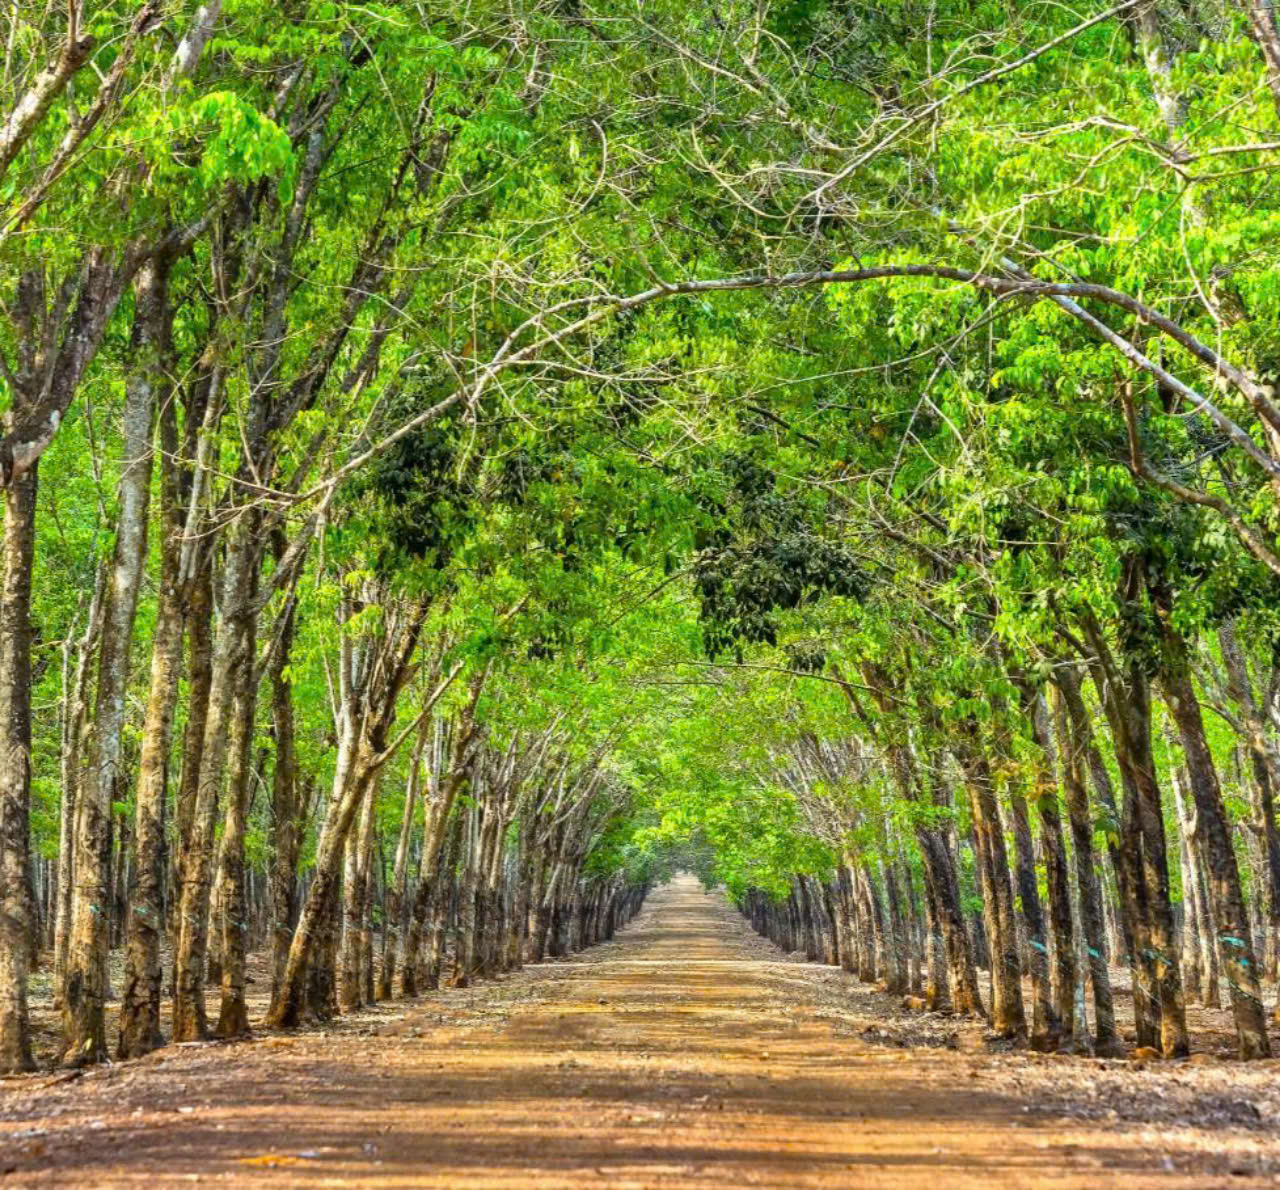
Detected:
left=3, top=875, right=1280, bottom=1188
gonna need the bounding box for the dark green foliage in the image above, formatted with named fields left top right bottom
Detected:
left=345, top=400, right=474, bottom=572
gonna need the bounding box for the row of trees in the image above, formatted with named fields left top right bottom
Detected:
left=0, top=0, right=689, bottom=1070
left=726, top=632, right=1280, bottom=1061
left=627, top=0, right=1280, bottom=1065
left=4, top=0, right=1280, bottom=1073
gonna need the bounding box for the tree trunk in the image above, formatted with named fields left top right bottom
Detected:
left=1118, top=668, right=1189, bottom=1056
left=338, top=780, right=371, bottom=1010
left=378, top=730, right=423, bottom=999
left=1052, top=681, right=1119, bottom=1055
left=1159, top=628, right=1269, bottom=1057
left=926, top=829, right=982, bottom=1015
left=1009, top=786, right=1057, bottom=1048
left=1058, top=666, right=1135, bottom=964
left=173, top=527, right=257, bottom=1042
left=64, top=282, right=161, bottom=1062
left=119, top=316, right=188, bottom=1057
left=1174, top=767, right=1222, bottom=1008
left=267, top=600, right=300, bottom=1012
left=1027, top=691, right=1076, bottom=1047
left=172, top=551, right=213, bottom=953
left=402, top=719, right=475, bottom=995
left=1078, top=605, right=1185, bottom=1056
left=1218, top=619, right=1280, bottom=999
left=53, top=562, right=104, bottom=1010
left=215, top=645, right=258, bottom=1039
left=1172, top=768, right=1204, bottom=1002
left=338, top=771, right=378, bottom=1009
left=880, top=863, right=908, bottom=993
left=268, top=734, right=379, bottom=1028
left=426, top=813, right=464, bottom=988
left=0, top=464, right=38, bottom=1073
left=958, top=732, right=1026, bottom=1039
left=117, top=549, right=182, bottom=1056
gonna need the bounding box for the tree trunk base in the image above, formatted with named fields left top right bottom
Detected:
left=215, top=999, right=251, bottom=1039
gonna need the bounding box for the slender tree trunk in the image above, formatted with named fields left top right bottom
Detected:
left=172, top=551, right=213, bottom=950
left=925, top=832, right=981, bottom=1014
left=1172, top=768, right=1204, bottom=1002
left=528, top=856, right=553, bottom=964
left=379, top=730, right=423, bottom=999
left=959, top=733, right=1026, bottom=1039
left=64, top=279, right=163, bottom=1062
left=360, top=787, right=378, bottom=1003
left=1158, top=611, right=1269, bottom=1058
left=215, top=644, right=258, bottom=1039
left=119, top=321, right=187, bottom=1057
left=53, top=562, right=104, bottom=1010
left=118, top=543, right=183, bottom=1056
left=1077, top=614, right=1177, bottom=1053
left=268, top=736, right=380, bottom=1028
left=338, top=780, right=371, bottom=1010
left=1026, top=691, right=1076, bottom=1046
left=1245, top=756, right=1280, bottom=989
left=1058, top=667, right=1135, bottom=964
left=426, top=813, right=463, bottom=987
left=456, top=811, right=482, bottom=984
left=267, top=600, right=300, bottom=1012
left=898, top=863, right=923, bottom=993
left=1052, top=682, right=1119, bottom=1055
left=507, top=833, right=531, bottom=971
left=340, top=771, right=378, bottom=1008
left=1123, top=672, right=1189, bottom=1057
left=859, top=865, right=886, bottom=981
left=0, top=465, right=38, bottom=1073
left=173, top=527, right=257, bottom=1042
left=306, top=880, right=341, bottom=1021
left=1194, top=825, right=1221, bottom=1008
left=836, top=865, right=859, bottom=975
left=1009, top=786, right=1057, bottom=1048
left=1218, top=620, right=1280, bottom=1003
left=880, top=863, right=908, bottom=993
left=401, top=717, right=476, bottom=994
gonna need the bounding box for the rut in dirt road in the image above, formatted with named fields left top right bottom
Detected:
left=3, top=875, right=1279, bottom=1188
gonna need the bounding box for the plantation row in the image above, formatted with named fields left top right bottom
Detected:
left=726, top=630, right=1280, bottom=1061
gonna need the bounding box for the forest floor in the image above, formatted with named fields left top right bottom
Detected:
left=4, top=877, right=1280, bottom=1188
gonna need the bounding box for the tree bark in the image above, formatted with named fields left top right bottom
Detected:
left=1051, top=680, right=1120, bottom=1054
left=64, top=270, right=162, bottom=1062
left=53, top=561, right=104, bottom=1010
left=267, top=600, right=301, bottom=1010
left=118, top=263, right=181, bottom=1059
left=1079, top=600, right=1187, bottom=1057
left=172, top=550, right=213, bottom=946
left=1218, top=619, right=1280, bottom=998
left=173, top=526, right=258, bottom=1041
left=1026, top=689, right=1076, bottom=1047
left=339, top=772, right=378, bottom=1010
left=957, top=728, right=1026, bottom=1039
left=378, top=726, right=424, bottom=999
left=1158, top=613, right=1269, bottom=1057
left=1008, top=785, right=1057, bottom=1048
left=215, top=642, right=259, bottom=1039
left=0, top=464, right=38, bottom=1073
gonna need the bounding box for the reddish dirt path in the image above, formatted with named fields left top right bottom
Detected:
left=3, top=875, right=1279, bottom=1187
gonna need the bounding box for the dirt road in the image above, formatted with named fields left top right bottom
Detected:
left=3, top=875, right=1279, bottom=1187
